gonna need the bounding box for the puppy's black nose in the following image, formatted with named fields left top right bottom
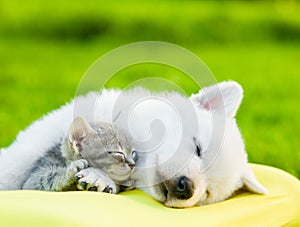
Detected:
left=173, top=176, right=193, bottom=200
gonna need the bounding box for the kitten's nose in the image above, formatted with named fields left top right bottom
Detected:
left=126, top=157, right=135, bottom=168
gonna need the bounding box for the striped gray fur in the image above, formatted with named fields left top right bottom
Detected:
left=21, top=143, right=88, bottom=191
left=20, top=117, right=136, bottom=192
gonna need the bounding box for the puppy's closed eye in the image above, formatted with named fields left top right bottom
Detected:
left=193, top=137, right=203, bottom=159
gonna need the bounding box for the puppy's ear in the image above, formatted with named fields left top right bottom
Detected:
left=68, top=116, right=95, bottom=153
left=190, top=81, right=243, bottom=118
left=242, top=166, right=268, bottom=194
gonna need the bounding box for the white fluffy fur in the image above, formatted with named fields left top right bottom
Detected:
left=0, top=81, right=267, bottom=208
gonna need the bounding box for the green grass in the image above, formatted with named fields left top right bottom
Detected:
left=0, top=0, right=299, bottom=178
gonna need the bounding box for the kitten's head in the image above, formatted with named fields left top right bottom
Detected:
left=68, top=117, right=137, bottom=184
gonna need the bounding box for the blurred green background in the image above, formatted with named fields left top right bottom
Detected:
left=0, top=0, right=299, bottom=178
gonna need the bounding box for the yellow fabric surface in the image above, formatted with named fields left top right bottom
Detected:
left=0, top=164, right=299, bottom=227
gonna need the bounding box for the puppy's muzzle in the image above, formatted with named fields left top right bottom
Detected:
left=165, top=176, right=194, bottom=200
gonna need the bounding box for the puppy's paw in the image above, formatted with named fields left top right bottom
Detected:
left=67, top=159, right=89, bottom=177
left=76, top=167, right=118, bottom=194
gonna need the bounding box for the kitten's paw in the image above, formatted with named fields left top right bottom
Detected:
left=67, top=159, right=89, bottom=177
left=76, top=167, right=118, bottom=194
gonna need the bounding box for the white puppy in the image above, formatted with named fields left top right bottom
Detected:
left=0, top=81, right=267, bottom=208
left=135, top=81, right=267, bottom=207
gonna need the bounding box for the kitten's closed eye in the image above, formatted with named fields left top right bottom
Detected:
left=108, top=152, right=126, bottom=162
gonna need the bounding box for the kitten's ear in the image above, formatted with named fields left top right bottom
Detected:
left=190, top=81, right=243, bottom=118
left=242, top=166, right=268, bottom=194
left=68, top=116, right=95, bottom=153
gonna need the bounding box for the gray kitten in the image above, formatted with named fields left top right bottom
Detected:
left=21, top=117, right=136, bottom=193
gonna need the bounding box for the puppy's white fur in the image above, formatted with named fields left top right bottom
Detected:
left=0, top=81, right=267, bottom=208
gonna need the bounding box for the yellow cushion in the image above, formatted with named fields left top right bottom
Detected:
left=0, top=164, right=299, bottom=227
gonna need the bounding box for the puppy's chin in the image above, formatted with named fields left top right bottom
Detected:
left=164, top=198, right=197, bottom=208
left=164, top=185, right=205, bottom=208
left=148, top=181, right=206, bottom=208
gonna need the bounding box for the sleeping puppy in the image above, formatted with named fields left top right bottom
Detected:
left=133, top=81, right=267, bottom=207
